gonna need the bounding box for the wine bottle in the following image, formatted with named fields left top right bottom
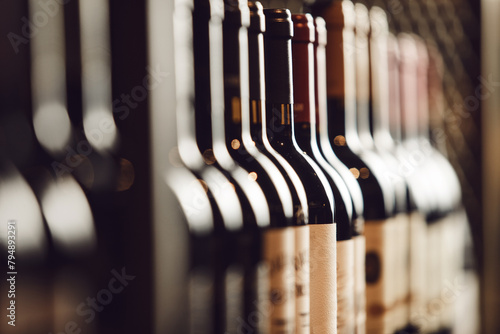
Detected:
left=353, top=4, right=407, bottom=333
left=366, top=7, right=415, bottom=333
left=313, top=16, right=368, bottom=334
left=263, top=8, right=336, bottom=334
left=385, top=33, right=429, bottom=334
left=248, top=3, right=312, bottom=333
left=222, top=1, right=301, bottom=332
left=192, top=0, right=272, bottom=331
left=398, top=34, right=447, bottom=334
left=311, top=2, right=399, bottom=333
left=426, top=40, right=478, bottom=334
left=172, top=1, right=246, bottom=332
left=414, top=36, right=464, bottom=334
left=291, top=13, right=356, bottom=334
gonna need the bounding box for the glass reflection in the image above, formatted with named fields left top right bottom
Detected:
left=40, top=176, right=96, bottom=255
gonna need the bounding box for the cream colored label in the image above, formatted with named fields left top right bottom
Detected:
left=408, top=212, right=427, bottom=324
left=440, top=216, right=454, bottom=329
left=337, top=239, right=355, bottom=334
left=364, top=218, right=397, bottom=334
left=263, top=227, right=295, bottom=334
left=294, top=225, right=310, bottom=334
left=439, top=214, right=465, bottom=329
left=189, top=268, right=213, bottom=333
left=225, top=266, right=244, bottom=333
left=257, top=262, right=271, bottom=334
left=447, top=210, right=470, bottom=332
left=353, top=235, right=366, bottom=334
left=309, top=224, right=337, bottom=334
left=393, top=213, right=410, bottom=330
left=425, top=221, right=443, bottom=332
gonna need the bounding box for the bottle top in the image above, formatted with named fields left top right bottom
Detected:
left=314, top=16, right=327, bottom=47
left=354, top=2, right=370, bottom=35
left=292, top=13, right=315, bottom=43
left=320, top=0, right=355, bottom=29
left=223, top=0, right=250, bottom=28
left=193, top=0, right=224, bottom=20
left=263, top=8, right=293, bottom=39
left=248, top=1, right=265, bottom=33
left=369, top=6, right=389, bottom=38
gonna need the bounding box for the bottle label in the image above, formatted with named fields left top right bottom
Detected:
left=256, top=262, right=270, bottom=334
left=438, top=212, right=472, bottom=331
left=353, top=234, right=366, bottom=334
left=408, top=211, right=471, bottom=333
left=364, top=218, right=398, bottom=334
left=440, top=210, right=468, bottom=328
left=225, top=265, right=245, bottom=333
left=424, top=220, right=443, bottom=332
left=393, top=213, right=410, bottom=331
left=263, top=227, right=295, bottom=334
left=439, top=215, right=457, bottom=328
left=408, top=211, right=427, bottom=329
left=309, top=224, right=337, bottom=334
left=189, top=268, right=214, bottom=333
left=294, top=225, right=310, bottom=334
left=337, top=238, right=355, bottom=334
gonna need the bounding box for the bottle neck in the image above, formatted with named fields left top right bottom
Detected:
left=354, top=19, right=374, bottom=149
left=264, top=33, right=295, bottom=146
left=370, top=28, right=395, bottom=150
left=266, top=103, right=294, bottom=145
left=194, top=0, right=235, bottom=169
left=416, top=49, right=432, bottom=145
left=192, top=2, right=213, bottom=153
left=399, top=53, right=420, bottom=144
left=315, top=37, right=331, bottom=146
left=248, top=29, right=273, bottom=150
left=264, top=37, right=294, bottom=106
left=387, top=36, right=403, bottom=144
left=223, top=20, right=245, bottom=145
left=325, top=24, right=362, bottom=151
left=173, top=0, right=205, bottom=170
left=292, top=38, right=320, bottom=151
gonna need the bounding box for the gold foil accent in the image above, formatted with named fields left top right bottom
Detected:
left=360, top=167, right=370, bottom=179
left=116, top=158, right=135, bottom=191
left=231, top=139, right=241, bottom=150
left=202, top=149, right=216, bottom=165
left=248, top=172, right=258, bottom=181
left=334, top=135, right=347, bottom=146
left=252, top=100, right=258, bottom=124
left=350, top=167, right=360, bottom=179
left=232, top=96, right=241, bottom=123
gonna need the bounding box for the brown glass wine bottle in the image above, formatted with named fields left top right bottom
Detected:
left=264, top=8, right=336, bottom=334
left=291, top=13, right=356, bottom=334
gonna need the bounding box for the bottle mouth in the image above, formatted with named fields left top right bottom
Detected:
left=319, top=0, right=355, bottom=29
left=248, top=1, right=265, bottom=33
left=263, top=8, right=293, bottom=38
left=314, top=16, right=327, bottom=47
left=223, top=0, right=250, bottom=28
left=292, top=13, right=315, bottom=43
